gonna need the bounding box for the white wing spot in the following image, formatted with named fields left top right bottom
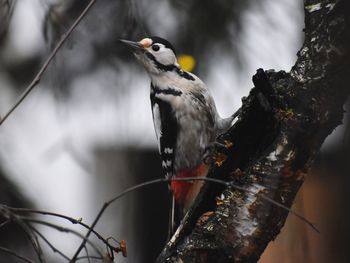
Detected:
left=152, top=103, right=162, bottom=152
left=164, top=147, right=173, bottom=154
left=162, top=160, right=172, bottom=168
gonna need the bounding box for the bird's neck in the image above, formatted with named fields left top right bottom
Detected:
left=148, top=66, right=196, bottom=89
left=149, top=69, right=183, bottom=88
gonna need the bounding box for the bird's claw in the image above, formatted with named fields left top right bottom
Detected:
left=202, top=141, right=229, bottom=165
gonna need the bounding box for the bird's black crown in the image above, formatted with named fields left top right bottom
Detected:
left=150, top=36, right=176, bottom=54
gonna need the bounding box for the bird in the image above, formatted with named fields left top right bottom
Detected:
left=120, top=36, right=236, bottom=234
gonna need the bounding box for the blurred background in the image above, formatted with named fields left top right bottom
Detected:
left=0, top=0, right=349, bottom=262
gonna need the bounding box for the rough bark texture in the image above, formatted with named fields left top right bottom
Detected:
left=156, top=0, right=350, bottom=262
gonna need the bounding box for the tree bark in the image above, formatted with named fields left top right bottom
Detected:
left=156, top=0, right=350, bottom=262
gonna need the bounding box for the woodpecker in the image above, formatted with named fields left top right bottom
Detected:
left=120, top=37, right=235, bottom=231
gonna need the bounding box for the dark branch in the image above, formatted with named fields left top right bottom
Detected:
left=156, top=0, right=350, bottom=262
left=13, top=215, right=46, bottom=263
left=28, top=225, right=70, bottom=261
left=0, top=246, right=35, bottom=263
left=6, top=206, right=119, bottom=254
left=24, top=218, right=104, bottom=257
left=70, top=176, right=317, bottom=261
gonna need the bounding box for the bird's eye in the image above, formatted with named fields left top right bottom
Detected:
left=152, top=44, right=160, bottom=51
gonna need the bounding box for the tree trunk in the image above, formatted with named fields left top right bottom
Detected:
left=156, top=0, right=350, bottom=262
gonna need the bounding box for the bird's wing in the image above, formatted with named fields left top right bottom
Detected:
left=150, top=91, right=178, bottom=180
left=151, top=88, right=180, bottom=237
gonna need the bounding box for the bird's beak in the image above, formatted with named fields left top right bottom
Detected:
left=119, top=39, right=144, bottom=51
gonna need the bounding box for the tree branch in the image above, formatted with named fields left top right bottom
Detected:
left=0, top=204, right=123, bottom=262
left=0, top=0, right=96, bottom=126
left=156, top=0, right=350, bottom=262
left=28, top=225, right=70, bottom=261
left=0, top=246, right=35, bottom=263
left=6, top=206, right=118, bottom=254
left=25, top=218, right=104, bottom=258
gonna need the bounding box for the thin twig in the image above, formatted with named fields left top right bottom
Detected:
left=5, top=206, right=120, bottom=253
left=0, top=207, right=45, bottom=261
left=0, top=219, right=10, bottom=228
left=28, top=225, right=70, bottom=261
left=23, top=218, right=104, bottom=258
left=14, top=216, right=46, bottom=263
left=32, top=228, right=46, bottom=263
left=0, top=0, right=96, bottom=126
left=84, top=245, right=91, bottom=263
left=0, top=246, right=35, bottom=263
left=76, top=255, right=104, bottom=261
left=71, top=176, right=319, bottom=262
left=0, top=177, right=318, bottom=262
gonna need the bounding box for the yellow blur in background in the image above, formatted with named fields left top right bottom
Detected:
left=177, top=54, right=196, bottom=72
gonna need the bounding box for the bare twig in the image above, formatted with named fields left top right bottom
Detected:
left=0, top=207, right=45, bottom=262
left=6, top=206, right=121, bottom=254
left=71, top=176, right=318, bottom=262
left=0, top=175, right=317, bottom=262
left=28, top=225, right=70, bottom=261
left=84, top=245, right=91, bottom=263
left=1, top=204, right=119, bottom=261
left=32, top=229, right=46, bottom=263
left=76, top=255, right=104, bottom=261
left=0, top=246, right=35, bottom=263
left=0, top=219, right=10, bottom=228
left=0, top=0, right=96, bottom=126
left=14, top=216, right=46, bottom=263
left=23, top=218, right=104, bottom=258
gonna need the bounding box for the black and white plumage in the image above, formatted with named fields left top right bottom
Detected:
left=120, top=36, right=235, bottom=229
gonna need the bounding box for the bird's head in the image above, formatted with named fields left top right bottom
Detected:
left=120, top=36, right=179, bottom=75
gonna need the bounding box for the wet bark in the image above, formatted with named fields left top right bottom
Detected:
left=156, top=0, right=350, bottom=262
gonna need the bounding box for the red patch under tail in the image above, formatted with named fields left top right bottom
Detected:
left=170, top=163, right=208, bottom=206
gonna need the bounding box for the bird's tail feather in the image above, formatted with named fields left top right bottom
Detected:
left=167, top=195, right=183, bottom=240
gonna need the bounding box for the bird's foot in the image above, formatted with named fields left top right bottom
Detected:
left=203, top=141, right=230, bottom=166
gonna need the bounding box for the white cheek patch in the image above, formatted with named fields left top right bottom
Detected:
left=156, top=49, right=176, bottom=66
